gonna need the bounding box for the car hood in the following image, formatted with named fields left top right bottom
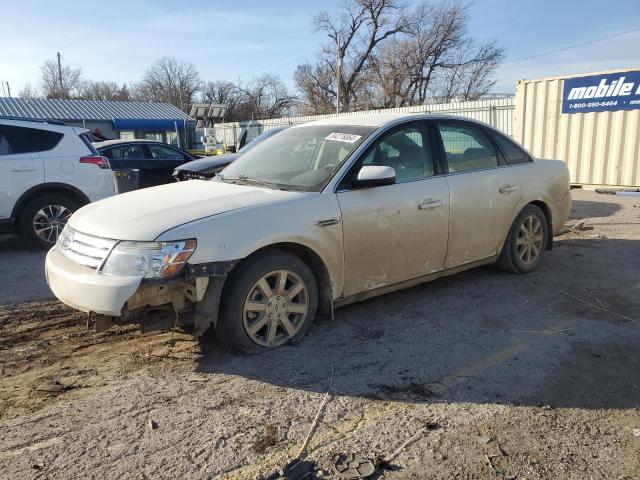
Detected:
left=70, top=180, right=303, bottom=241
left=174, top=153, right=239, bottom=173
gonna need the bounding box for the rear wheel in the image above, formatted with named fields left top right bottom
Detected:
left=216, top=250, right=318, bottom=353
left=19, top=194, right=79, bottom=250
left=497, top=204, right=548, bottom=274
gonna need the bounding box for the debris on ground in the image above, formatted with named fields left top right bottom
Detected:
left=264, top=458, right=315, bottom=480
left=35, top=380, right=66, bottom=393
left=148, top=419, right=159, bottom=430
left=332, top=453, right=376, bottom=479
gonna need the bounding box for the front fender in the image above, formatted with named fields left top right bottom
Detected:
left=156, top=193, right=345, bottom=299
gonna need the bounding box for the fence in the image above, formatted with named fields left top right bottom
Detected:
left=212, top=97, right=515, bottom=146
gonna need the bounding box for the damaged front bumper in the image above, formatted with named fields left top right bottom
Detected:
left=45, top=247, right=233, bottom=335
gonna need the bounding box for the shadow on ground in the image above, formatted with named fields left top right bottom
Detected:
left=570, top=198, right=622, bottom=219
left=197, top=236, right=640, bottom=410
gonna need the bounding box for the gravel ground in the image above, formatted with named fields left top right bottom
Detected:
left=0, top=190, right=639, bottom=479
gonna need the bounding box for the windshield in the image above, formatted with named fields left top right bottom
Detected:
left=219, top=125, right=374, bottom=191
left=239, top=126, right=288, bottom=153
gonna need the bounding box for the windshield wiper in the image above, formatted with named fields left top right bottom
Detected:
left=218, top=174, right=291, bottom=191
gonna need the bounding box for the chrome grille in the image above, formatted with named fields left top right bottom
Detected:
left=59, top=228, right=117, bottom=269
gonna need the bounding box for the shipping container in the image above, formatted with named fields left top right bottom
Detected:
left=514, top=67, right=640, bottom=187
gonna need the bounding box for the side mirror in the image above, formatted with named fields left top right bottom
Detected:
left=353, top=165, right=396, bottom=188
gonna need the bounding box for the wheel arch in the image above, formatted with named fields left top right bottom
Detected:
left=227, top=242, right=334, bottom=318
left=11, top=183, right=90, bottom=230
left=527, top=200, right=553, bottom=250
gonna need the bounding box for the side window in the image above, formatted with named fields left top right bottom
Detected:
left=437, top=123, right=498, bottom=173
left=0, top=127, right=24, bottom=155
left=361, top=124, right=435, bottom=183
left=0, top=126, right=62, bottom=156
left=109, top=145, right=145, bottom=159
left=29, top=129, right=63, bottom=151
left=148, top=144, right=186, bottom=160
left=492, top=133, right=532, bottom=164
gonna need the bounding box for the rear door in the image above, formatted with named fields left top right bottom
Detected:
left=433, top=121, right=521, bottom=268
left=337, top=121, right=450, bottom=295
left=145, top=144, right=193, bottom=186
left=101, top=143, right=154, bottom=188
left=0, top=125, right=46, bottom=219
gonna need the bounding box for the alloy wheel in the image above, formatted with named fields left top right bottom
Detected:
left=516, top=215, right=544, bottom=265
left=242, top=269, right=309, bottom=347
left=33, top=205, right=72, bottom=244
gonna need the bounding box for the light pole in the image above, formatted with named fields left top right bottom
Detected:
left=336, top=37, right=342, bottom=115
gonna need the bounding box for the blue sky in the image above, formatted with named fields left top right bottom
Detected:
left=0, top=0, right=639, bottom=96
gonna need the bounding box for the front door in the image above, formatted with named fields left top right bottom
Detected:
left=434, top=121, right=522, bottom=268
left=337, top=121, right=450, bottom=297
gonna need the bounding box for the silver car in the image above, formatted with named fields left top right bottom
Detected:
left=45, top=113, right=572, bottom=352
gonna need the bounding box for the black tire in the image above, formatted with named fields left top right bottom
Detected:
left=216, top=250, right=318, bottom=353
left=18, top=194, right=80, bottom=250
left=497, top=204, right=549, bottom=274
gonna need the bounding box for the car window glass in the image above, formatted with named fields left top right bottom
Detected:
left=361, top=125, right=434, bottom=182
left=0, top=125, right=62, bottom=156
left=437, top=123, right=498, bottom=173
left=148, top=144, right=185, bottom=160
left=492, top=133, right=532, bottom=164
left=220, top=125, right=374, bottom=192
left=29, top=129, right=63, bottom=151
left=0, top=128, right=20, bottom=155
left=109, top=145, right=146, bottom=159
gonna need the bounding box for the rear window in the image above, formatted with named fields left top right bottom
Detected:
left=492, top=133, right=532, bottom=164
left=79, top=133, right=99, bottom=155
left=0, top=125, right=63, bottom=156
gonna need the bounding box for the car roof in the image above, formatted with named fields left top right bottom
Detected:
left=0, top=117, right=89, bottom=134
left=299, top=112, right=493, bottom=129
left=93, top=139, right=172, bottom=148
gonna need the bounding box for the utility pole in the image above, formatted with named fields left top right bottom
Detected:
left=5, top=82, right=11, bottom=97
left=57, top=52, right=64, bottom=97
left=336, top=37, right=342, bottom=115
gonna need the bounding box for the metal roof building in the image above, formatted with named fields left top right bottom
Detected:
left=0, top=97, right=196, bottom=147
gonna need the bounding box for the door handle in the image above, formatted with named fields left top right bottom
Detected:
left=314, top=217, right=341, bottom=227
left=499, top=184, right=518, bottom=194
left=418, top=199, right=444, bottom=209
left=10, top=167, right=36, bottom=172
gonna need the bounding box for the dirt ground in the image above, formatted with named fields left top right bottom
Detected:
left=0, top=190, right=639, bottom=480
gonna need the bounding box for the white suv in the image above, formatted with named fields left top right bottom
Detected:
left=0, top=118, right=114, bottom=249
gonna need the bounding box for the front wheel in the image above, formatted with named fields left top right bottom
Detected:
left=497, top=204, right=548, bottom=274
left=216, top=250, right=318, bottom=353
left=19, top=194, right=79, bottom=250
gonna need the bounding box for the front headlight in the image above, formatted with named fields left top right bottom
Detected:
left=101, top=239, right=196, bottom=278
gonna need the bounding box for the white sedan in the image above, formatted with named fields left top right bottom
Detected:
left=45, top=113, right=572, bottom=352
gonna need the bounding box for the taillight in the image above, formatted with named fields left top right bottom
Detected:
left=80, top=155, right=110, bottom=169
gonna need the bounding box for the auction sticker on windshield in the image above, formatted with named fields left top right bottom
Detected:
left=325, top=132, right=362, bottom=143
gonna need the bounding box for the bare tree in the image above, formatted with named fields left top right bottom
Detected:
left=134, top=56, right=201, bottom=112
left=296, top=0, right=504, bottom=112
left=18, top=83, right=38, bottom=99
left=235, top=74, right=297, bottom=119
left=296, top=0, right=412, bottom=112
left=201, top=80, right=242, bottom=120
left=432, top=40, right=504, bottom=101
left=39, top=58, right=83, bottom=99
left=77, top=80, right=131, bottom=101
left=372, top=2, right=504, bottom=105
